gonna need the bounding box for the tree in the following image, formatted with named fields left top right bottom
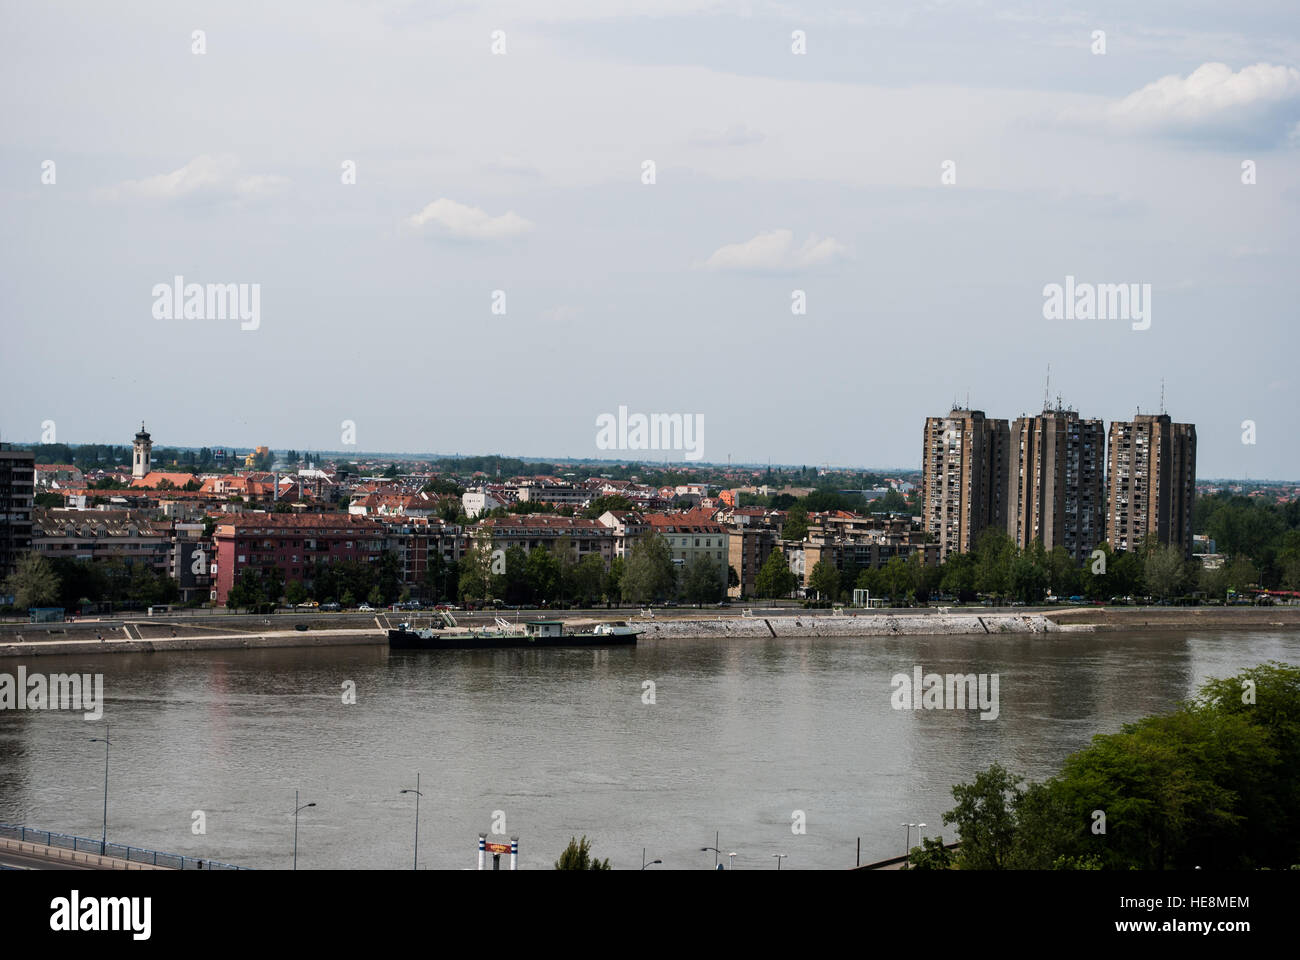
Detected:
left=943, top=763, right=1023, bottom=870
left=4, top=553, right=61, bottom=608
left=555, top=835, right=611, bottom=870
left=907, top=835, right=955, bottom=870
left=807, top=560, right=840, bottom=602
left=683, top=554, right=722, bottom=604
left=582, top=495, right=634, bottom=519
left=1143, top=545, right=1186, bottom=599
left=285, top=580, right=309, bottom=606
left=603, top=556, right=625, bottom=606
left=525, top=547, right=562, bottom=604
left=571, top=553, right=606, bottom=606
left=754, top=547, right=796, bottom=599
left=782, top=504, right=809, bottom=542
left=621, top=533, right=676, bottom=603
left=459, top=529, right=496, bottom=601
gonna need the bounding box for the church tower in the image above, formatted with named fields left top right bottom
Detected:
left=132, top=422, right=153, bottom=479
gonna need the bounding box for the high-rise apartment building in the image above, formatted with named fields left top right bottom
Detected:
left=1105, top=413, right=1196, bottom=558
left=1007, top=405, right=1106, bottom=563
left=922, top=409, right=1011, bottom=561
left=0, top=444, right=36, bottom=580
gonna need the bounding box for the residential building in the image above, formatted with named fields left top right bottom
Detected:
left=475, top=515, right=614, bottom=568
left=1105, top=413, right=1197, bottom=557
left=922, top=408, right=1011, bottom=561
left=643, top=513, right=729, bottom=592
left=1007, top=404, right=1106, bottom=563
left=213, top=514, right=386, bottom=605
left=0, top=444, right=35, bottom=579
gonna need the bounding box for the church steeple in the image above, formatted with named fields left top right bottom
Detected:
left=132, top=422, right=153, bottom=479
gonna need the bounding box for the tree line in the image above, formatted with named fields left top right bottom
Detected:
left=910, top=663, right=1300, bottom=870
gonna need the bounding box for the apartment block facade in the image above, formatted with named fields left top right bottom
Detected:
left=213, top=514, right=387, bottom=605
left=0, top=444, right=35, bottom=580
left=1105, top=414, right=1197, bottom=558
left=922, top=409, right=1011, bottom=561
left=1007, top=407, right=1106, bottom=563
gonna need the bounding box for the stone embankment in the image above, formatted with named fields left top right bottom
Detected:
left=636, top=613, right=1067, bottom=640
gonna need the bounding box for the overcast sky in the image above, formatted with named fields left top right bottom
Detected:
left=2, top=1, right=1297, bottom=477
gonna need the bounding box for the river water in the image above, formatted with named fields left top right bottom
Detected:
left=1, top=629, right=1297, bottom=870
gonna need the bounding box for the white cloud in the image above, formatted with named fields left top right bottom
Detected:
left=702, top=229, right=847, bottom=272
left=1106, top=62, right=1300, bottom=144
left=405, top=197, right=535, bottom=239
left=101, top=154, right=287, bottom=202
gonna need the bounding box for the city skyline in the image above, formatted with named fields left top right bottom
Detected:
left=3, top=2, right=1297, bottom=478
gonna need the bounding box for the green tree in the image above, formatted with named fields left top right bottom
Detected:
left=622, top=533, right=676, bottom=603
left=943, top=763, right=1023, bottom=870
left=754, top=547, right=796, bottom=599
left=683, top=554, right=722, bottom=604
left=285, top=580, right=309, bottom=606
left=1144, top=545, right=1186, bottom=599
left=807, top=559, right=840, bottom=602
left=4, top=553, right=62, bottom=609
left=459, top=528, right=496, bottom=601
left=907, top=835, right=955, bottom=870
left=554, top=835, right=611, bottom=870
left=782, top=504, right=809, bottom=542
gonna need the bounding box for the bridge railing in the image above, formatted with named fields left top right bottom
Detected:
left=0, top=822, right=252, bottom=870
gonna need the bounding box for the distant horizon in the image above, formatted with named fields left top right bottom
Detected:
left=7, top=436, right=1297, bottom=485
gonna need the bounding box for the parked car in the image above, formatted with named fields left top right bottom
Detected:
left=358, top=603, right=374, bottom=612
left=321, top=602, right=341, bottom=611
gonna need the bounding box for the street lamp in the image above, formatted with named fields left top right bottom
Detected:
left=701, top=830, right=722, bottom=869
left=901, top=822, right=927, bottom=866
left=641, top=848, right=662, bottom=870
left=399, top=773, right=423, bottom=871
left=773, top=854, right=787, bottom=870
left=88, top=725, right=111, bottom=856
left=293, top=790, right=316, bottom=870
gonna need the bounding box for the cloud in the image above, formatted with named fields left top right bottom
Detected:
left=1106, top=62, right=1300, bottom=146
left=101, top=154, right=287, bottom=202
left=688, top=123, right=766, bottom=147
left=405, top=197, right=535, bottom=239
left=701, top=229, right=847, bottom=272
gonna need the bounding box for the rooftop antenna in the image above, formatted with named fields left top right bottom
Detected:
left=1043, top=363, right=1051, bottom=412
left=1160, top=379, right=1166, bottom=415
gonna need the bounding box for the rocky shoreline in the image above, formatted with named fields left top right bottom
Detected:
left=0, top=606, right=1296, bottom=659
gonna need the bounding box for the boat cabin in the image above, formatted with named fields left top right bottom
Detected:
left=523, top=620, right=564, bottom=638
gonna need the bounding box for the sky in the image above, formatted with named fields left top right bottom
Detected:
left=1, top=0, right=1297, bottom=477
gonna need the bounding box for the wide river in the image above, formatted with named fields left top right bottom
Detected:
left=2, top=629, right=1297, bottom=870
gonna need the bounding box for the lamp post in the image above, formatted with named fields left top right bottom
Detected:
left=701, top=831, right=721, bottom=869
left=88, top=725, right=111, bottom=856
left=773, top=853, right=787, bottom=870
left=901, top=821, right=927, bottom=866
left=399, top=773, right=423, bottom=871
left=641, top=848, right=662, bottom=870
left=293, top=791, right=316, bottom=870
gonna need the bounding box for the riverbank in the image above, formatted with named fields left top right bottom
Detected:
left=0, top=606, right=1295, bottom=658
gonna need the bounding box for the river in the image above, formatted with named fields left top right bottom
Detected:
left=1, top=629, right=1296, bottom=869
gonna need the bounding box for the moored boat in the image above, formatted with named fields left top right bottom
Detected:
left=387, top=618, right=640, bottom=650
